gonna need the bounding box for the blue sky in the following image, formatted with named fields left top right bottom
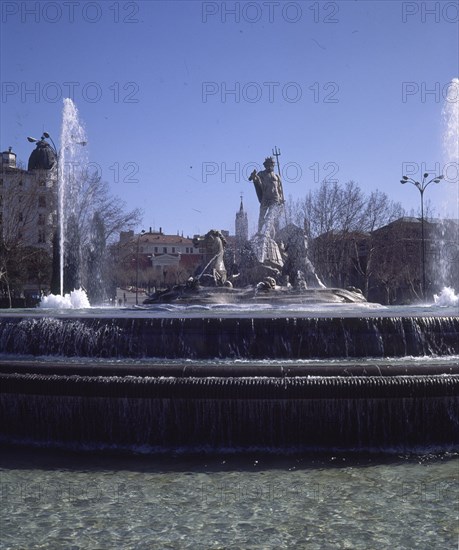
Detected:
left=1, top=0, right=458, bottom=237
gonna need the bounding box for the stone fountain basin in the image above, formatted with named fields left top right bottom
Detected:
left=143, top=287, right=367, bottom=305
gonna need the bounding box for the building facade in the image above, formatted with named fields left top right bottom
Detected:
left=1, top=145, right=57, bottom=253
left=119, top=228, right=203, bottom=290
left=310, top=216, right=459, bottom=304
left=0, top=144, right=57, bottom=303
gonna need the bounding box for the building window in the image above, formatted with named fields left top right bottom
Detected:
left=0, top=179, right=3, bottom=186
left=38, top=196, right=46, bottom=207
left=38, top=229, right=46, bottom=243
left=163, top=247, right=167, bottom=254
left=154, top=247, right=158, bottom=253
left=38, top=213, right=45, bottom=225
left=172, top=247, right=175, bottom=253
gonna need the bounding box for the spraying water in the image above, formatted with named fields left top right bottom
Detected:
left=436, top=78, right=459, bottom=295
left=39, top=99, right=90, bottom=308
left=59, top=98, right=88, bottom=296
left=442, top=78, right=459, bottom=173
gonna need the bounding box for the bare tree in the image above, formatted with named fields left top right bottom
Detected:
left=284, top=180, right=406, bottom=294
left=62, top=167, right=143, bottom=296
left=370, top=223, right=422, bottom=304
left=67, top=167, right=142, bottom=247
left=0, top=169, right=55, bottom=305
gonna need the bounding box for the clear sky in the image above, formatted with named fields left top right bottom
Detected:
left=1, top=0, right=458, bottom=238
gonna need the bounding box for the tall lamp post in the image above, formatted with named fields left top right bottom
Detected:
left=27, top=133, right=86, bottom=295
left=400, top=172, right=444, bottom=298
left=135, top=229, right=145, bottom=305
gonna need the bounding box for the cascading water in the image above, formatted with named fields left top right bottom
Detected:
left=0, top=306, right=458, bottom=452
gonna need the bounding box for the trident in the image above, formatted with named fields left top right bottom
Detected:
left=272, top=145, right=287, bottom=225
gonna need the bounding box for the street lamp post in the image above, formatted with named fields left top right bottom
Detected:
left=27, top=133, right=86, bottom=295
left=135, top=229, right=145, bottom=305
left=400, top=172, right=444, bottom=299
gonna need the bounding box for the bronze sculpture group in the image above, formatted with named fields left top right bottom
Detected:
left=144, top=152, right=342, bottom=303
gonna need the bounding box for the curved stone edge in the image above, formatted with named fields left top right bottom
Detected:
left=1, top=372, right=458, bottom=399
left=0, top=359, right=458, bottom=378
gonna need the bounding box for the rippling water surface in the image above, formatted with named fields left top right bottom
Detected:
left=1, top=449, right=457, bottom=549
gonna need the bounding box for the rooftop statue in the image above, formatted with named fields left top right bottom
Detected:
left=27, top=138, right=57, bottom=171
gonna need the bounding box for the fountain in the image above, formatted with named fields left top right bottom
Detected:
left=0, top=121, right=458, bottom=454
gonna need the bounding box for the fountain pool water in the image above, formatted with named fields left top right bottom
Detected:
left=0, top=447, right=457, bottom=549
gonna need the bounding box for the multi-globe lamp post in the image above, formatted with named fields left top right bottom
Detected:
left=400, top=172, right=444, bottom=299
left=135, top=229, right=146, bottom=305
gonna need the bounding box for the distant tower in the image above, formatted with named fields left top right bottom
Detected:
left=235, top=194, right=249, bottom=252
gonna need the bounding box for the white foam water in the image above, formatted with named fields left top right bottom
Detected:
left=39, top=288, right=90, bottom=309
left=433, top=286, right=459, bottom=307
